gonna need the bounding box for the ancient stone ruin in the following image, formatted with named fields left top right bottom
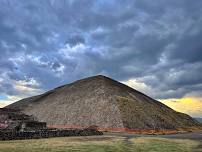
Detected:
left=7, top=75, right=201, bottom=133
left=0, top=108, right=45, bottom=140
left=0, top=108, right=46, bottom=131
left=0, top=108, right=102, bottom=140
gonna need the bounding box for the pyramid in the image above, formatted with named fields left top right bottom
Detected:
left=6, top=75, right=201, bottom=132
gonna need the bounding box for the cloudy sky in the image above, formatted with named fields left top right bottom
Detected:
left=0, top=0, right=202, bottom=117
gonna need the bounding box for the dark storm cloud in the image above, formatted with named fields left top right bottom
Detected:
left=66, top=35, right=85, bottom=47
left=0, top=0, right=202, bottom=100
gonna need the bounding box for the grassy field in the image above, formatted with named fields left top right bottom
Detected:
left=0, top=135, right=201, bottom=152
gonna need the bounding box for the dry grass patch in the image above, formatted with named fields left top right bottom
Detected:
left=0, top=136, right=201, bottom=152
left=130, top=137, right=202, bottom=152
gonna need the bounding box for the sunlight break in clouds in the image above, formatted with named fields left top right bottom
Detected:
left=160, top=97, right=202, bottom=118
left=122, top=79, right=152, bottom=96
left=0, top=78, right=43, bottom=107
left=0, top=95, right=23, bottom=108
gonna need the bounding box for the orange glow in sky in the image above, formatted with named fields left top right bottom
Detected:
left=160, top=97, right=202, bottom=118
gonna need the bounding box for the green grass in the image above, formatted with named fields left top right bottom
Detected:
left=0, top=136, right=201, bottom=152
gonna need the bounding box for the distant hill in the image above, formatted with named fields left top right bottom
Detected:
left=195, top=118, right=202, bottom=123
left=6, top=75, right=201, bottom=132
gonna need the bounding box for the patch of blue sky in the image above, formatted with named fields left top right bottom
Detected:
left=0, top=95, right=8, bottom=101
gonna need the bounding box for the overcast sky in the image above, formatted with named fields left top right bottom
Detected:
left=0, top=0, right=202, bottom=117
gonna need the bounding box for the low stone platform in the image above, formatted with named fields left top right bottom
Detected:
left=0, top=128, right=103, bottom=141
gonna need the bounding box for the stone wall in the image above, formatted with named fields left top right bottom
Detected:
left=0, top=128, right=103, bottom=140
left=21, top=121, right=46, bottom=131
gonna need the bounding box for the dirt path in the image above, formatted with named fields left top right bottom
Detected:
left=159, top=131, right=202, bottom=141
left=104, top=131, right=202, bottom=141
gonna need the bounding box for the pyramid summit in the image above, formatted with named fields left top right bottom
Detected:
left=6, top=75, right=201, bottom=132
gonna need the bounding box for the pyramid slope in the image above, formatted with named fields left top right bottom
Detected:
left=7, top=75, right=201, bottom=130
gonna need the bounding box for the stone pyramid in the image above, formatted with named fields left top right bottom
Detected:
left=7, top=75, right=201, bottom=131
